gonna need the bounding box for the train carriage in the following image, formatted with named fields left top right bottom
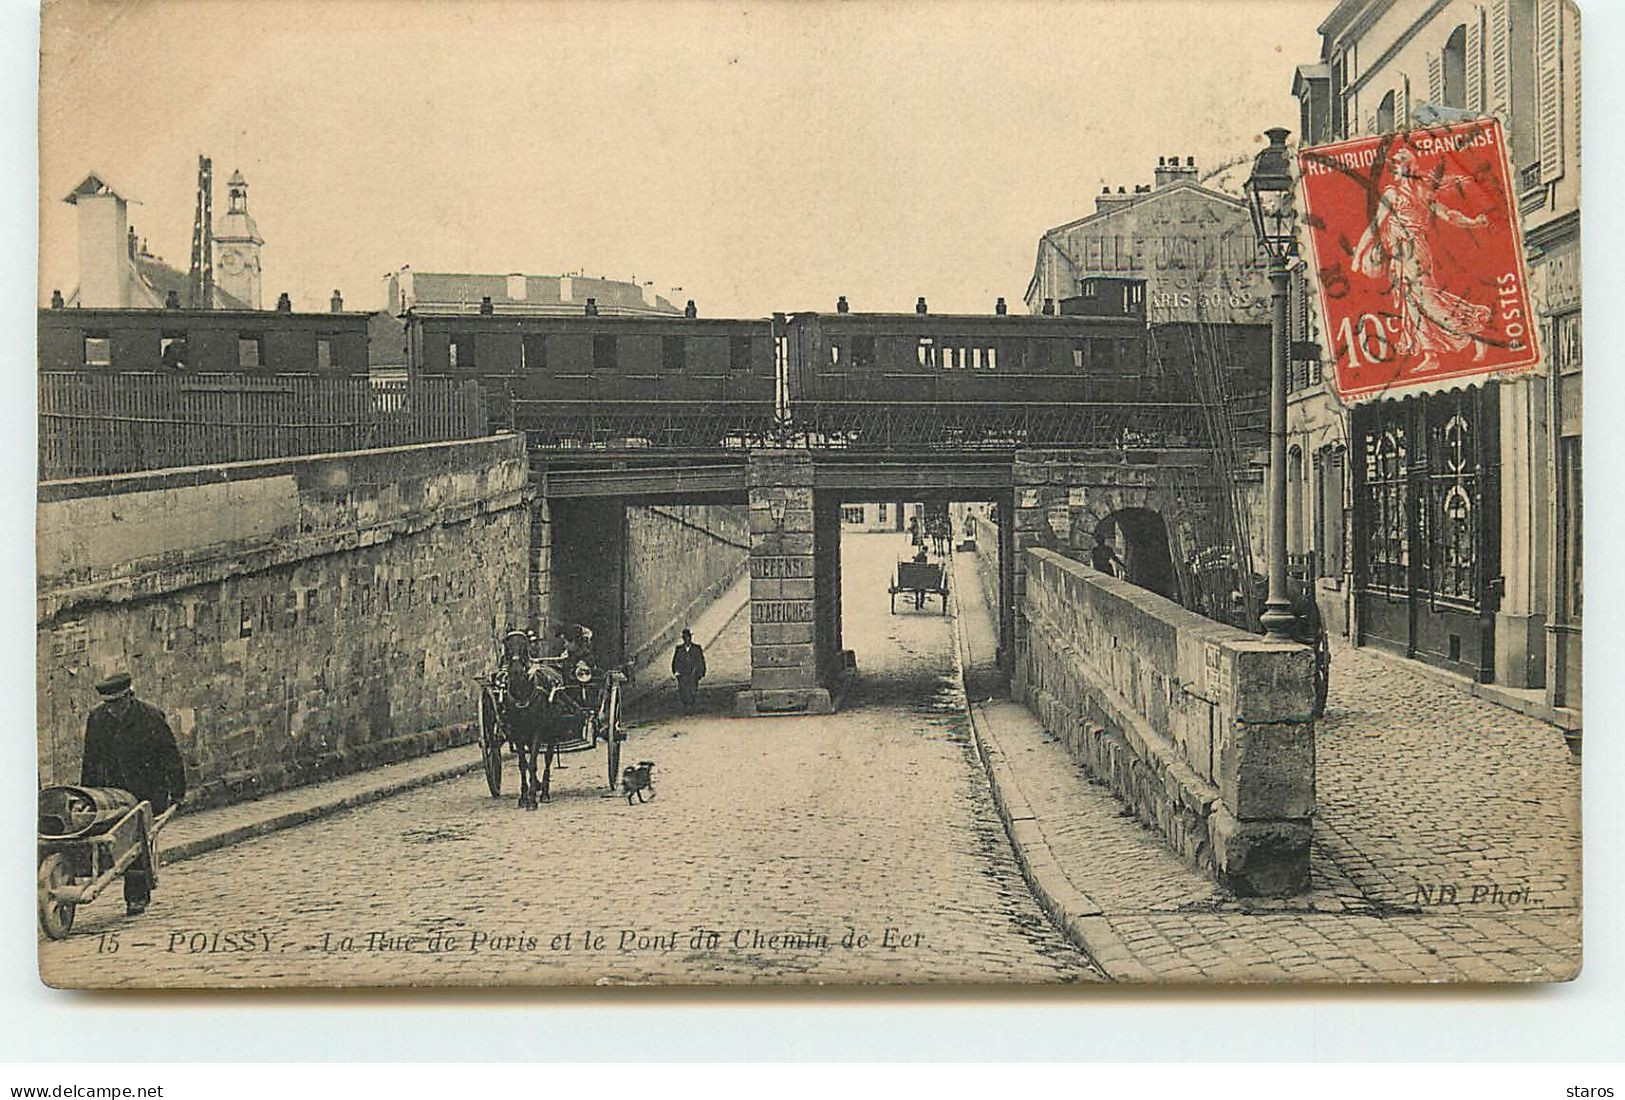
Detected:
left=782, top=282, right=1171, bottom=450
left=412, top=313, right=779, bottom=450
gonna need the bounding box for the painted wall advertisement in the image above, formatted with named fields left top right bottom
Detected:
left=1297, top=119, right=1540, bottom=404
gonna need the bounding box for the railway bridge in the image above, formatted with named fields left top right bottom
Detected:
left=534, top=441, right=1249, bottom=716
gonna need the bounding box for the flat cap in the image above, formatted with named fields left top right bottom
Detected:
left=94, top=672, right=132, bottom=697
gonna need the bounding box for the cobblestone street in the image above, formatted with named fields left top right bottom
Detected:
left=39, top=533, right=1097, bottom=989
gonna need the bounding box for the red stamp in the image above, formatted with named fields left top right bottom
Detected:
left=1297, top=119, right=1540, bottom=404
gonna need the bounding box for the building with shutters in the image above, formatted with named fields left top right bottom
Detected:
left=1289, top=0, right=1580, bottom=723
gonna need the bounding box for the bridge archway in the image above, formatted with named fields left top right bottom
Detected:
left=1093, top=507, right=1178, bottom=601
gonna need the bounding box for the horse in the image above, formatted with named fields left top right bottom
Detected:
left=493, top=633, right=565, bottom=809
left=495, top=631, right=609, bottom=809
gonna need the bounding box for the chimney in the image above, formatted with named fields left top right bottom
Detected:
left=67, top=179, right=132, bottom=308
left=331, top=289, right=345, bottom=313
left=507, top=273, right=526, bottom=301
left=916, top=296, right=928, bottom=315
left=559, top=275, right=573, bottom=303
left=836, top=295, right=849, bottom=314
left=479, top=295, right=493, bottom=315
left=50, top=289, right=64, bottom=309
left=1042, top=298, right=1055, bottom=316
left=684, top=299, right=697, bottom=319
left=165, top=290, right=180, bottom=309
left=995, top=297, right=1008, bottom=315
left=584, top=297, right=599, bottom=316
left=1095, top=183, right=1144, bottom=214
left=641, top=281, right=658, bottom=308
left=276, top=292, right=292, bottom=312
left=1155, top=155, right=1198, bottom=188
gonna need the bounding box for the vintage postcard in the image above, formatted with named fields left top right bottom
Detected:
left=35, top=0, right=1581, bottom=989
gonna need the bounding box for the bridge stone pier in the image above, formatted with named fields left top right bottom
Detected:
left=735, top=450, right=836, bottom=716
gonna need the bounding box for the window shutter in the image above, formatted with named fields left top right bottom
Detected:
left=1428, top=50, right=1444, bottom=106
left=1466, top=7, right=1485, bottom=112
left=1537, top=0, right=1565, bottom=183
left=1486, top=0, right=1512, bottom=120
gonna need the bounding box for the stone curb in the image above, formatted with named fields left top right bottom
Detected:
left=946, top=559, right=1156, bottom=985
left=159, top=756, right=485, bottom=866
left=159, top=579, right=753, bottom=868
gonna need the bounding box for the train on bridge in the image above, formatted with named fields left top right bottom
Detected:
left=404, top=277, right=1268, bottom=453
left=39, top=276, right=1269, bottom=455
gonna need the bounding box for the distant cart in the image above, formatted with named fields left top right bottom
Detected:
left=890, top=559, right=949, bottom=614
left=37, top=786, right=176, bottom=940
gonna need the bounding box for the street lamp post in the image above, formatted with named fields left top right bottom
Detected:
left=1246, top=126, right=1298, bottom=643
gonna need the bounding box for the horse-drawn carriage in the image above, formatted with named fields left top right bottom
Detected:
left=890, top=559, right=949, bottom=614
left=37, top=785, right=175, bottom=939
left=475, top=630, right=628, bottom=808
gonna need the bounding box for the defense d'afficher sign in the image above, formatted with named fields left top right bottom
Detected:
left=1297, top=118, right=1540, bottom=404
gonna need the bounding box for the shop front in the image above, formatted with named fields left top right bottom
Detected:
left=1351, top=385, right=1501, bottom=682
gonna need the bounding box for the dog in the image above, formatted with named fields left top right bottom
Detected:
left=620, top=761, right=656, bottom=804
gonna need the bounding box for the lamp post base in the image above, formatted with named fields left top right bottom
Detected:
left=1260, top=599, right=1297, bottom=643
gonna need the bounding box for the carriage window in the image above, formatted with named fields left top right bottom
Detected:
left=82, top=334, right=111, bottom=367
left=829, top=342, right=842, bottom=368
left=316, top=338, right=334, bottom=371
left=852, top=336, right=875, bottom=369
left=728, top=334, right=751, bottom=372
left=238, top=334, right=264, bottom=369
left=986, top=346, right=998, bottom=370
left=521, top=335, right=547, bottom=371
left=1071, top=340, right=1088, bottom=372
left=159, top=334, right=187, bottom=371
left=449, top=334, right=474, bottom=370
left=593, top=334, right=618, bottom=371
left=917, top=336, right=936, bottom=368
left=663, top=335, right=687, bottom=372
left=1091, top=337, right=1118, bottom=373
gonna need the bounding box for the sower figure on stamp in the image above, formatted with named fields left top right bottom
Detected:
left=671, top=628, right=706, bottom=712
left=79, top=672, right=186, bottom=916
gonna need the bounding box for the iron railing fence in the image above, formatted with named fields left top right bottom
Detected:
left=39, top=372, right=486, bottom=479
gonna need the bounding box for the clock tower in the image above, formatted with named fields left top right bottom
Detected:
left=213, top=169, right=263, bottom=308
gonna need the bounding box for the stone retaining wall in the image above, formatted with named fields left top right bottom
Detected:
left=37, top=436, right=530, bottom=809
left=623, top=504, right=748, bottom=673
left=1018, top=547, right=1315, bottom=896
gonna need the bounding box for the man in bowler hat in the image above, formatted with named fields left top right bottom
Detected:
left=671, top=628, right=706, bottom=712
left=80, top=672, right=186, bottom=916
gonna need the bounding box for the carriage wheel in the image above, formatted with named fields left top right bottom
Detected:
left=1313, top=631, right=1332, bottom=719
left=478, top=686, right=503, bottom=798
left=604, top=681, right=623, bottom=791
left=38, top=854, right=75, bottom=940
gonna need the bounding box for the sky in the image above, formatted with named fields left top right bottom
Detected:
left=38, top=0, right=1328, bottom=317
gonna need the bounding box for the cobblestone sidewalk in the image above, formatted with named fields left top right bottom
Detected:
left=952, top=553, right=1582, bottom=984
